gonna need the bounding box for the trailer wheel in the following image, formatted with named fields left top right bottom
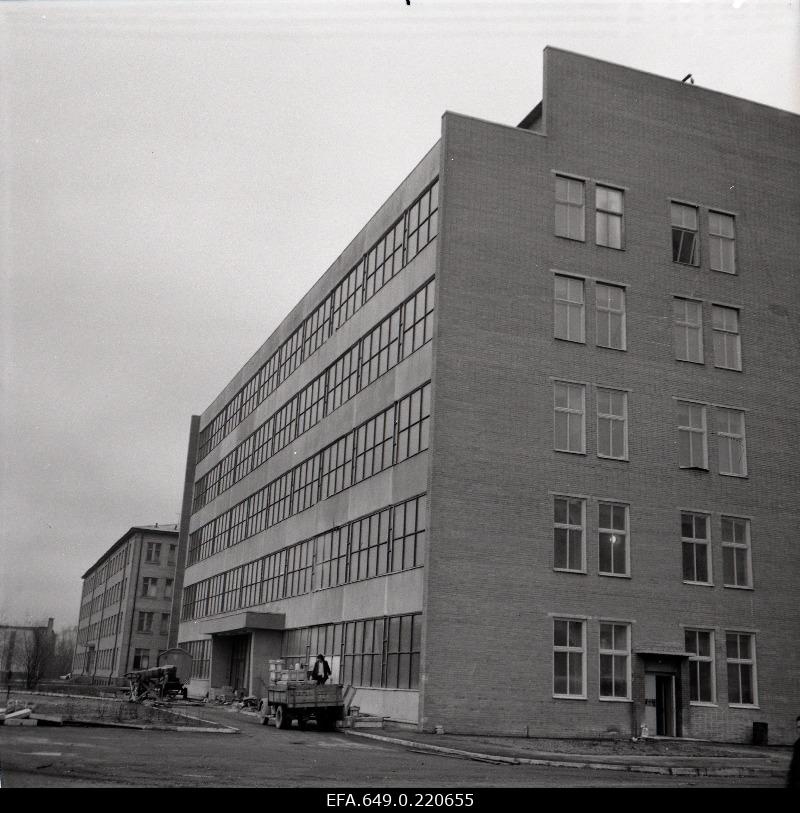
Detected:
left=275, top=704, right=291, bottom=730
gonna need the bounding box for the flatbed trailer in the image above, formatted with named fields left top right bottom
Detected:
left=259, top=683, right=344, bottom=730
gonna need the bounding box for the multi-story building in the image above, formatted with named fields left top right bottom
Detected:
left=74, top=524, right=179, bottom=680
left=0, top=618, right=56, bottom=685
left=175, top=48, right=800, bottom=743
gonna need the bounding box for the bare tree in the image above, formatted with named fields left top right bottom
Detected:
left=51, top=625, right=77, bottom=677
left=21, top=626, right=55, bottom=688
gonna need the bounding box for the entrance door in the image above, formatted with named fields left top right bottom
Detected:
left=228, top=635, right=250, bottom=693
left=655, top=674, right=676, bottom=736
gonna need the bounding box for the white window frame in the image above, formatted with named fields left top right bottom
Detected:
left=681, top=512, right=712, bottom=585
left=595, top=185, right=624, bottom=249
left=726, top=632, right=758, bottom=707
left=598, top=622, right=631, bottom=701
left=673, top=298, right=704, bottom=363
left=685, top=628, right=716, bottom=705
left=716, top=408, right=747, bottom=477
left=553, top=618, right=586, bottom=699
left=598, top=502, right=629, bottom=577
left=677, top=401, right=708, bottom=469
left=553, top=275, right=585, bottom=343
left=671, top=202, right=699, bottom=266
left=709, top=211, right=735, bottom=274
left=712, top=305, right=742, bottom=370
left=555, top=175, right=585, bottom=241
left=596, top=388, right=628, bottom=460
left=553, top=496, right=586, bottom=573
left=721, top=516, right=752, bottom=589
left=595, top=283, right=626, bottom=350
left=554, top=381, right=586, bottom=454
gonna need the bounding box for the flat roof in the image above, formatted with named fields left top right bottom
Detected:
left=81, top=524, right=179, bottom=579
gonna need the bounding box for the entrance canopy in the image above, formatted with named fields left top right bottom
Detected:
left=199, top=612, right=285, bottom=637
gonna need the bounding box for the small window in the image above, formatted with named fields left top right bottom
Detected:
left=671, top=202, right=699, bottom=265
left=685, top=629, right=715, bottom=704
left=553, top=275, right=585, bottom=343
left=133, top=648, right=150, bottom=670
left=168, top=544, right=177, bottom=566
left=145, top=542, right=161, bottom=564
left=598, top=502, right=628, bottom=576
left=726, top=633, right=756, bottom=706
left=595, top=186, right=624, bottom=249
left=595, top=283, right=626, bottom=350
left=554, top=382, right=585, bottom=454
left=681, top=512, right=711, bottom=584
left=716, top=408, right=747, bottom=477
left=673, top=298, right=704, bottom=363
left=555, top=176, right=585, bottom=241
left=137, top=611, right=153, bottom=633
left=553, top=618, right=586, bottom=698
left=677, top=401, right=708, bottom=469
left=596, top=389, right=628, bottom=460
left=709, top=211, right=735, bottom=274
left=553, top=497, right=585, bottom=572
left=722, top=517, right=752, bottom=588
left=599, top=623, right=630, bottom=700
left=165, top=578, right=174, bottom=600
left=712, top=306, right=741, bottom=371
left=159, top=613, right=170, bottom=636
left=141, top=576, right=158, bottom=598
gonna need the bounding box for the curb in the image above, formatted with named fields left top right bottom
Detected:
left=342, top=730, right=786, bottom=779
left=64, top=718, right=240, bottom=734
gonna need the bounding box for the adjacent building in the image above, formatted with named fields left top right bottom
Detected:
left=0, top=618, right=56, bottom=685
left=174, top=48, right=800, bottom=743
left=74, top=524, right=180, bottom=680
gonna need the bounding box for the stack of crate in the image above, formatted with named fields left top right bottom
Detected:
left=268, top=659, right=308, bottom=685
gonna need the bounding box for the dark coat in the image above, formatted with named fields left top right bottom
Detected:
left=312, top=658, right=331, bottom=680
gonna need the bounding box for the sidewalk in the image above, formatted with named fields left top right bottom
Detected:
left=342, top=725, right=792, bottom=779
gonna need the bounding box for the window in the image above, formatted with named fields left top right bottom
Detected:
left=554, top=382, right=585, bottom=453
left=685, top=629, right=715, bottom=704
left=595, top=186, right=623, bottom=249
left=599, top=623, right=630, bottom=700
left=553, top=497, right=585, bottom=572
left=168, top=544, right=177, bottom=566
left=673, top=298, right=703, bottom=363
left=712, top=306, right=741, bottom=370
left=681, top=512, right=711, bottom=584
left=722, top=517, right=752, bottom=588
left=553, top=275, right=584, bottom=342
left=159, top=613, right=170, bottom=636
left=555, top=175, right=585, bottom=240
left=595, top=284, right=625, bottom=350
left=165, top=578, right=174, bottom=600
left=678, top=401, right=707, bottom=469
left=596, top=389, right=627, bottom=460
left=132, top=649, right=150, bottom=670
left=141, top=576, right=158, bottom=597
left=671, top=202, right=699, bottom=265
left=553, top=619, right=585, bottom=698
left=716, top=408, right=747, bottom=476
left=598, top=503, right=628, bottom=576
left=709, top=211, right=735, bottom=274
left=145, top=542, right=161, bottom=564
left=137, top=611, right=153, bottom=633
left=726, top=632, right=756, bottom=706
left=384, top=614, right=422, bottom=690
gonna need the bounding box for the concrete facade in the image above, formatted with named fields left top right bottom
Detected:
left=74, top=525, right=180, bottom=681
left=176, top=48, right=799, bottom=743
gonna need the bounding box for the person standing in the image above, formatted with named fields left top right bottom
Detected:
left=311, top=653, right=331, bottom=685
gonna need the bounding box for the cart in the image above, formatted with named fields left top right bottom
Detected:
left=259, top=682, right=344, bottom=731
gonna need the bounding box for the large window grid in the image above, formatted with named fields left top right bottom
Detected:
left=192, top=278, right=435, bottom=513
left=595, top=186, right=623, bottom=249
left=178, top=640, right=211, bottom=680
left=685, top=629, right=715, bottom=704
left=726, top=633, right=756, bottom=706
left=722, top=516, right=752, bottom=588
left=671, top=202, right=699, bottom=265
left=716, top=408, right=747, bottom=476
left=182, top=494, right=426, bottom=621
left=709, top=211, right=735, bottom=274
left=599, top=623, right=630, bottom=700
left=553, top=275, right=584, bottom=343
left=196, top=179, right=439, bottom=461
left=681, top=512, right=711, bottom=584
left=553, top=618, right=585, bottom=698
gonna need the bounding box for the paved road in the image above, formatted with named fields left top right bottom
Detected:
left=0, top=721, right=782, bottom=788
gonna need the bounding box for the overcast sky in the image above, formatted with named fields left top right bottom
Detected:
left=1, top=0, right=798, bottom=631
